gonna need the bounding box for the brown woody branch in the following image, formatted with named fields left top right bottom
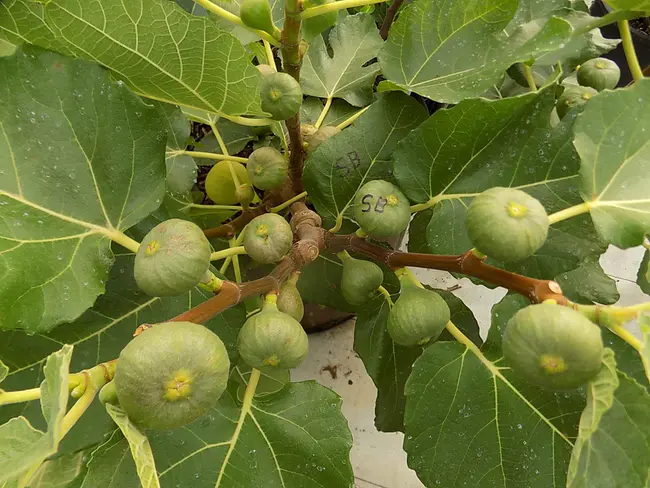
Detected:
left=325, top=234, right=567, bottom=304
left=166, top=209, right=565, bottom=329
left=379, top=0, right=404, bottom=39
left=282, top=0, right=305, bottom=194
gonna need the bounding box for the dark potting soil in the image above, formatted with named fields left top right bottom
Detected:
left=630, top=17, right=650, bottom=36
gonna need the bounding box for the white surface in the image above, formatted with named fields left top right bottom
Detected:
left=293, top=245, right=649, bottom=488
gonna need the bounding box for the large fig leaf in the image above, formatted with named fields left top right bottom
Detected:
left=153, top=102, right=196, bottom=196
left=0, top=253, right=246, bottom=455
left=0, top=0, right=264, bottom=116
left=399, top=90, right=609, bottom=291
left=378, top=0, right=572, bottom=103
left=355, top=289, right=481, bottom=433
left=301, top=13, right=383, bottom=107
left=574, top=79, right=650, bottom=248
left=0, top=45, right=166, bottom=333
left=637, top=250, right=650, bottom=295
left=77, top=379, right=354, bottom=487
left=404, top=337, right=584, bottom=487
left=567, top=349, right=650, bottom=488
left=0, top=345, right=72, bottom=484
left=303, top=93, right=427, bottom=229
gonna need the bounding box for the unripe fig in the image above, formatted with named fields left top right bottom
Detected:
left=503, top=303, right=604, bottom=389
left=236, top=183, right=255, bottom=209
left=240, top=0, right=277, bottom=35
left=238, top=294, right=308, bottom=369
left=556, top=86, right=598, bottom=119
left=260, top=72, right=303, bottom=121
left=114, top=322, right=230, bottom=430
left=134, top=219, right=211, bottom=297
left=243, top=213, right=293, bottom=263
left=247, top=146, right=288, bottom=190
left=205, top=160, right=250, bottom=204
left=353, top=180, right=411, bottom=238
left=277, top=272, right=305, bottom=321
left=338, top=250, right=383, bottom=305
left=465, top=187, right=549, bottom=262
left=577, top=58, right=620, bottom=91
left=387, top=274, right=450, bottom=346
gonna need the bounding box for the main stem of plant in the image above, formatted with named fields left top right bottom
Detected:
left=282, top=0, right=305, bottom=195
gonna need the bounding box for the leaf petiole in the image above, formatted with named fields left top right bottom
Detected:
left=314, top=98, right=333, bottom=129
left=170, top=150, right=248, bottom=163
left=523, top=65, right=538, bottom=92
left=335, top=105, right=370, bottom=131
left=0, top=387, right=41, bottom=406
left=547, top=202, right=591, bottom=224
left=192, top=0, right=281, bottom=46
left=300, top=0, right=389, bottom=19
left=618, top=20, right=644, bottom=82
left=270, top=191, right=309, bottom=213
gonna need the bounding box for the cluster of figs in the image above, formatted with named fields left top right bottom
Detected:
left=106, top=146, right=604, bottom=430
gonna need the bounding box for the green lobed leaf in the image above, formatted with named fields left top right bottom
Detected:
left=232, top=363, right=290, bottom=401
left=104, top=404, right=160, bottom=488
left=0, top=253, right=246, bottom=455
left=0, top=0, right=58, bottom=51
left=301, top=13, right=383, bottom=107
left=0, top=0, right=264, bottom=116
left=0, top=345, right=72, bottom=484
left=153, top=102, right=196, bottom=196
left=574, top=78, right=650, bottom=248
left=606, top=0, right=650, bottom=12
left=637, top=250, right=650, bottom=295
left=77, top=379, right=354, bottom=487
left=555, top=257, right=620, bottom=305
left=0, top=45, right=166, bottom=333
left=303, top=92, right=427, bottom=229
left=567, top=349, right=650, bottom=488
left=378, top=0, right=572, bottom=103
left=28, top=451, right=85, bottom=488
left=355, top=288, right=481, bottom=432
left=404, top=338, right=584, bottom=487
left=400, top=91, right=610, bottom=296
left=640, top=314, right=650, bottom=384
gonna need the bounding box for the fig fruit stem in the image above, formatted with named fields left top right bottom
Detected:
left=263, top=40, right=277, bottom=71
left=523, top=65, right=538, bottom=92
left=192, top=0, right=281, bottom=46
left=270, top=191, right=308, bottom=213
left=300, top=0, right=388, bottom=18
left=106, top=230, right=140, bottom=253
left=314, top=97, right=333, bottom=129
left=168, top=150, right=248, bottom=163
left=377, top=285, right=393, bottom=306
left=618, top=20, right=644, bottom=82
left=61, top=361, right=115, bottom=438
left=210, top=246, right=247, bottom=261
left=335, top=105, right=370, bottom=131
left=547, top=202, right=591, bottom=224
left=210, top=122, right=230, bottom=156
left=0, top=387, right=41, bottom=406
left=230, top=237, right=243, bottom=283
